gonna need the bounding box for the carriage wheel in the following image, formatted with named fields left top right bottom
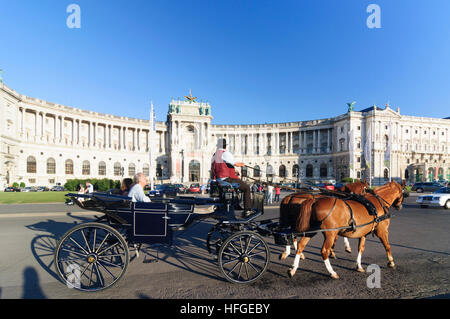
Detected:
left=54, top=222, right=129, bottom=292
left=218, top=231, right=270, bottom=284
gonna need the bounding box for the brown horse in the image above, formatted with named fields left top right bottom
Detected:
left=279, top=180, right=369, bottom=260
left=287, top=180, right=405, bottom=279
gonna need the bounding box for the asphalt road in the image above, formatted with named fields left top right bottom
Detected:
left=0, top=193, right=449, bottom=299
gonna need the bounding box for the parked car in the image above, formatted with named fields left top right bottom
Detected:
left=411, top=182, right=442, bottom=193
left=51, top=186, right=65, bottom=191
left=188, top=183, right=201, bottom=193
left=334, top=183, right=345, bottom=190
left=148, top=184, right=179, bottom=197
left=4, top=187, right=20, bottom=192
left=316, top=183, right=335, bottom=191
left=174, top=184, right=187, bottom=194
left=36, top=186, right=49, bottom=192
left=416, top=187, right=450, bottom=209
left=22, top=186, right=36, bottom=192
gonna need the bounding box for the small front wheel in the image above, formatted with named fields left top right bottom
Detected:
left=54, top=223, right=129, bottom=292
left=218, top=231, right=270, bottom=284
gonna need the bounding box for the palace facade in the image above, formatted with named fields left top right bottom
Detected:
left=1, top=82, right=449, bottom=189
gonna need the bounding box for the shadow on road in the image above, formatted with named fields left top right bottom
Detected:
left=366, top=239, right=450, bottom=256
left=25, top=213, right=95, bottom=285
left=22, top=267, right=47, bottom=299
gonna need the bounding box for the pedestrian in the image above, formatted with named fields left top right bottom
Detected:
left=275, top=184, right=281, bottom=202
left=128, top=173, right=151, bottom=202
left=267, top=184, right=274, bottom=204
left=120, top=178, right=133, bottom=196
left=78, top=184, right=85, bottom=202
left=85, top=181, right=94, bottom=194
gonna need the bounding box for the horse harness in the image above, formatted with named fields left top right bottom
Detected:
left=316, top=189, right=392, bottom=234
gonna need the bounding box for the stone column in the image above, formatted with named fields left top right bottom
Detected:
left=136, top=128, right=141, bottom=151
left=303, top=131, right=307, bottom=153
left=313, top=130, right=317, bottom=153
left=108, top=125, right=112, bottom=148
left=317, top=129, right=322, bottom=153
left=103, top=124, right=107, bottom=149
left=327, top=129, right=331, bottom=152
left=34, top=112, right=39, bottom=141
left=40, top=112, right=45, bottom=142
left=71, top=119, right=75, bottom=145
left=59, top=116, right=63, bottom=143
left=123, top=127, right=127, bottom=150
left=19, top=108, right=24, bottom=137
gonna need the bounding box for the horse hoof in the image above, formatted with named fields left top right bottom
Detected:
left=288, top=269, right=295, bottom=278
left=331, top=253, right=337, bottom=259
left=300, top=253, right=305, bottom=260
left=279, top=254, right=286, bottom=261
left=356, top=267, right=365, bottom=273
left=345, top=248, right=352, bottom=254
left=330, top=273, right=340, bottom=279
left=388, top=261, right=396, bottom=269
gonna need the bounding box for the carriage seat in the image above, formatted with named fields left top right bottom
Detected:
left=209, top=179, right=242, bottom=198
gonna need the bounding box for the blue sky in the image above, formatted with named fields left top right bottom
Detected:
left=1, top=0, right=449, bottom=124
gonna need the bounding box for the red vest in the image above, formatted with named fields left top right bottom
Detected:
left=211, top=149, right=238, bottom=179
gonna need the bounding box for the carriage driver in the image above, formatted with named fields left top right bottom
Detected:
left=211, top=138, right=252, bottom=218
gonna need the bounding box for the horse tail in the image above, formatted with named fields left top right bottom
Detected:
left=296, top=198, right=315, bottom=232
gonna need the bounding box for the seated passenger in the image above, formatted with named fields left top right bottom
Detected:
left=120, top=178, right=133, bottom=196
left=128, top=173, right=151, bottom=202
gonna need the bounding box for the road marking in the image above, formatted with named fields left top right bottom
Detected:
left=0, top=211, right=97, bottom=218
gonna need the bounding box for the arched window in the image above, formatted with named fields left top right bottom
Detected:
left=114, top=162, right=121, bottom=176
left=306, top=164, right=313, bottom=178
left=27, top=156, right=37, bottom=173
left=143, top=164, right=150, bottom=177
left=405, top=169, right=409, bottom=180
left=339, top=138, right=345, bottom=152
left=98, top=161, right=106, bottom=176
left=320, top=164, right=327, bottom=178
left=292, top=164, right=299, bottom=178
left=279, top=165, right=286, bottom=178
left=241, top=166, right=248, bottom=177
left=266, top=165, right=274, bottom=178
left=128, top=163, right=136, bottom=177
left=384, top=168, right=389, bottom=180
left=438, top=168, right=444, bottom=180
left=156, top=164, right=162, bottom=178
left=82, top=161, right=90, bottom=175
left=65, top=159, right=74, bottom=175
left=254, top=165, right=260, bottom=178
left=47, top=158, right=56, bottom=174
left=189, top=160, right=200, bottom=182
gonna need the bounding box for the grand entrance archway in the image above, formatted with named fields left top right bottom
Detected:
left=189, top=160, right=200, bottom=182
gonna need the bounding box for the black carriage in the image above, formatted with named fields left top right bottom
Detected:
left=54, top=180, right=272, bottom=292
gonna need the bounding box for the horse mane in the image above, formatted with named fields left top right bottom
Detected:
left=372, top=181, right=401, bottom=202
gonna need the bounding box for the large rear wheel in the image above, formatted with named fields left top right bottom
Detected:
left=54, top=222, right=129, bottom=292
left=218, top=231, right=270, bottom=284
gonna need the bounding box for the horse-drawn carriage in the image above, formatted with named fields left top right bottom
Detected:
left=54, top=179, right=406, bottom=291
